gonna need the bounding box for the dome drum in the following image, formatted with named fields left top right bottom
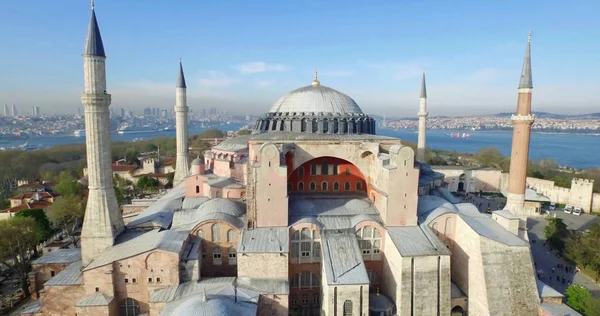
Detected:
left=254, top=114, right=376, bottom=135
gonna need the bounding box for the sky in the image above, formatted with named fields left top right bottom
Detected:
left=0, top=0, right=599, bottom=117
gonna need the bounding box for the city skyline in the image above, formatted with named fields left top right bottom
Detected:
left=1, top=0, right=598, bottom=116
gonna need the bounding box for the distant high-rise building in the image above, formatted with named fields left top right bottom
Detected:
left=144, top=107, right=151, bottom=116
left=3, top=104, right=8, bottom=117
left=160, top=109, right=168, bottom=118
left=32, top=106, right=40, bottom=117
left=120, top=108, right=125, bottom=118
left=11, top=104, right=17, bottom=117
left=201, top=108, right=207, bottom=117
left=77, top=107, right=81, bottom=115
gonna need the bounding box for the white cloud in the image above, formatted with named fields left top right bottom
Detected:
left=233, top=62, right=286, bottom=74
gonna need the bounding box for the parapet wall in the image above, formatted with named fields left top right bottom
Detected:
left=526, top=177, right=596, bottom=212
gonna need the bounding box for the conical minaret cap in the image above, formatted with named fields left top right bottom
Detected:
left=518, top=31, right=533, bottom=89
left=83, top=3, right=106, bottom=57
left=420, top=72, right=427, bottom=98
left=177, top=60, right=187, bottom=88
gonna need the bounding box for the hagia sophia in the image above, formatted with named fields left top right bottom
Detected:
left=21, top=3, right=582, bottom=316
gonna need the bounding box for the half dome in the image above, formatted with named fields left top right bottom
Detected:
left=197, top=198, right=246, bottom=217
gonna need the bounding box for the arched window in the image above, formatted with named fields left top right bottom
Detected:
left=321, top=158, right=329, bottom=175
left=445, top=217, right=452, bottom=235
left=301, top=119, right=307, bottom=132
left=321, top=181, right=328, bottom=191
left=288, top=182, right=293, bottom=192
left=291, top=228, right=321, bottom=264
left=120, top=298, right=140, bottom=316
left=298, top=182, right=304, bottom=191
left=309, top=182, right=316, bottom=191
left=356, top=181, right=363, bottom=191
left=356, top=226, right=382, bottom=261
left=312, top=119, right=318, bottom=133
left=298, top=166, right=305, bottom=178
left=213, top=247, right=222, bottom=265
left=323, top=118, right=329, bottom=133
left=311, top=163, right=317, bottom=175
left=343, top=300, right=353, bottom=316
left=333, top=162, right=339, bottom=175
left=228, top=247, right=237, bottom=265
left=345, top=182, right=351, bottom=191
left=227, top=229, right=235, bottom=242
left=211, top=224, right=220, bottom=242
left=195, top=185, right=199, bottom=193
left=196, top=230, right=204, bottom=239
left=333, top=182, right=339, bottom=191
left=291, top=272, right=320, bottom=289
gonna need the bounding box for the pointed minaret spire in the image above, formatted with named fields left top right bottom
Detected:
left=177, top=58, right=187, bottom=88
left=420, top=72, right=427, bottom=98
left=416, top=72, right=428, bottom=162
left=518, top=31, right=532, bottom=89
left=83, top=1, right=105, bottom=57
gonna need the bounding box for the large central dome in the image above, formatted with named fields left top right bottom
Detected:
left=268, top=84, right=363, bottom=115
left=252, top=77, right=376, bottom=135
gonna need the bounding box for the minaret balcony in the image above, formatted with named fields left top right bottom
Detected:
left=418, top=111, right=428, bottom=117
left=511, top=114, right=535, bottom=123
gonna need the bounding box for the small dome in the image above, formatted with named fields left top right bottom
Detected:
left=197, top=198, right=246, bottom=217
left=171, top=296, right=232, bottom=316
left=269, top=84, right=363, bottom=115
left=191, top=158, right=203, bottom=165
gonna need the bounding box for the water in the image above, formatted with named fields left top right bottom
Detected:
left=1, top=127, right=598, bottom=169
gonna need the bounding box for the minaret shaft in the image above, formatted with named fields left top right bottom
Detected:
left=173, top=63, right=189, bottom=185
left=80, top=8, right=124, bottom=267
left=416, top=73, right=428, bottom=162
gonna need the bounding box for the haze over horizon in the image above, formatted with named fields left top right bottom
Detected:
left=1, top=0, right=598, bottom=116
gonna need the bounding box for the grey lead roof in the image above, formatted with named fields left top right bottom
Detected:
left=540, top=302, right=582, bottom=316
left=31, top=248, right=81, bottom=265
left=387, top=225, right=450, bottom=257
left=321, top=230, right=369, bottom=285
left=213, top=135, right=251, bottom=152
left=269, top=84, right=364, bottom=114
left=76, top=293, right=114, bottom=307
left=236, top=277, right=289, bottom=295
left=239, top=227, right=289, bottom=253
left=177, top=61, right=187, bottom=88
left=45, top=260, right=83, bottom=286
left=420, top=72, right=427, bottom=98
left=127, top=182, right=185, bottom=229
left=83, top=8, right=105, bottom=57
left=21, top=301, right=41, bottom=314
left=84, top=229, right=188, bottom=270
left=537, top=279, right=563, bottom=299
left=519, top=33, right=533, bottom=89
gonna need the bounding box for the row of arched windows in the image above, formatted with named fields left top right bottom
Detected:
left=290, top=271, right=320, bottom=289
left=290, top=228, right=321, bottom=263
left=211, top=246, right=237, bottom=265
left=288, top=181, right=364, bottom=192
left=196, top=225, right=236, bottom=243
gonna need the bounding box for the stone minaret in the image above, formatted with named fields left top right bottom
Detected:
left=80, top=2, right=124, bottom=266
left=505, top=32, right=535, bottom=216
left=416, top=73, right=428, bottom=162
left=173, top=60, right=190, bottom=185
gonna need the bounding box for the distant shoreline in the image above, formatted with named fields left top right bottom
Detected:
left=379, top=128, right=600, bottom=137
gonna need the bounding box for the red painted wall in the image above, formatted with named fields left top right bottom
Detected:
left=287, top=156, right=366, bottom=193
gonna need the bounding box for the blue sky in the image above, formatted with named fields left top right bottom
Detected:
left=0, top=0, right=598, bottom=116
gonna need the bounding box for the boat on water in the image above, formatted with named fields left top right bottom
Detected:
left=117, top=126, right=160, bottom=134
left=73, top=129, right=85, bottom=137
left=448, top=132, right=471, bottom=139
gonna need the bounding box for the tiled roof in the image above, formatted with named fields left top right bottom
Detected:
left=10, top=191, right=57, bottom=200
left=0, top=201, right=52, bottom=213
left=112, top=164, right=138, bottom=172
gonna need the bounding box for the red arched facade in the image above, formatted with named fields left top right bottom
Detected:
left=287, top=156, right=367, bottom=193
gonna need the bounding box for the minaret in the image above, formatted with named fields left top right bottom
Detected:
left=505, top=32, right=535, bottom=216
left=173, top=60, right=190, bottom=185
left=80, top=2, right=124, bottom=266
left=416, top=73, right=428, bottom=162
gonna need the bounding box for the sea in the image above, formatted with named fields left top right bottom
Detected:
left=1, top=126, right=598, bottom=169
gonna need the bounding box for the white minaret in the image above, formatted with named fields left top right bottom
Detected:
left=173, top=60, right=190, bottom=185
left=80, top=2, right=124, bottom=266
left=416, top=72, right=428, bottom=162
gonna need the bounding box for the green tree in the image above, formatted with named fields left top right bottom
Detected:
left=46, top=196, right=86, bottom=246
left=114, top=186, right=124, bottom=206
left=237, top=129, right=252, bottom=136
left=476, top=147, right=504, bottom=168
left=54, top=171, right=84, bottom=197
left=0, top=217, right=43, bottom=296
left=15, top=208, right=52, bottom=240
left=544, top=217, right=568, bottom=252
left=136, top=176, right=159, bottom=192
left=125, top=148, right=140, bottom=165
left=564, top=285, right=600, bottom=315
left=194, top=128, right=225, bottom=139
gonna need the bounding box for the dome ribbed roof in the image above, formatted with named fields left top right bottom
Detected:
left=171, top=297, right=231, bottom=316
left=269, top=84, right=363, bottom=114
left=197, top=198, right=246, bottom=217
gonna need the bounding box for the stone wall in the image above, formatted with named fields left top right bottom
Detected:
left=592, top=193, right=600, bottom=212
left=238, top=253, right=288, bottom=279
left=39, top=284, right=85, bottom=316
left=257, top=294, right=289, bottom=315
left=432, top=167, right=503, bottom=193
left=322, top=284, right=369, bottom=316
left=526, top=177, right=596, bottom=212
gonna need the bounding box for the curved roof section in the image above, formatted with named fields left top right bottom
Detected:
left=170, top=297, right=233, bottom=316
left=198, top=198, right=246, bottom=217
left=191, top=158, right=203, bottom=166
left=269, top=84, right=363, bottom=114
left=212, top=135, right=251, bottom=152
left=173, top=210, right=245, bottom=230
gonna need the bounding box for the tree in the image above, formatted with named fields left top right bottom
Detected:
left=564, top=285, right=600, bottom=316
left=476, top=147, right=504, bottom=168
left=125, top=148, right=140, bottom=165
left=15, top=208, right=52, bottom=240
left=46, top=196, right=86, bottom=247
left=196, top=128, right=225, bottom=139
left=114, top=186, right=124, bottom=206
left=544, top=218, right=568, bottom=252
left=0, top=217, right=43, bottom=296
left=237, top=129, right=252, bottom=136
left=54, top=171, right=84, bottom=197
left=136, top=176, right=159, bottom=192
